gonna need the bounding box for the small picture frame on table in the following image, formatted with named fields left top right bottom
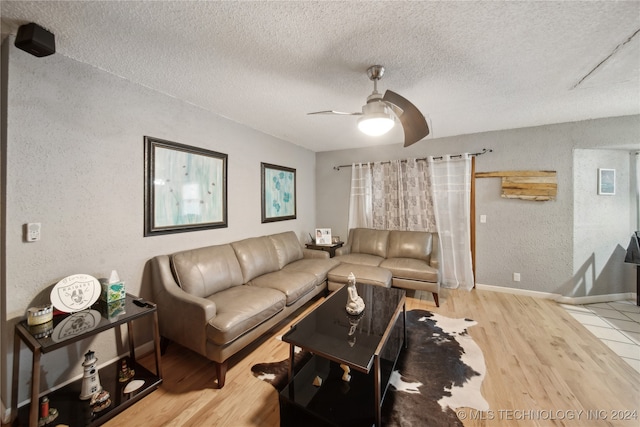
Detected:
left=315, top=228, right=332, bottom=245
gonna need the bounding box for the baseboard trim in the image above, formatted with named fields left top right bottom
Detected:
left=475, top=283, right=559, bottom=300
left=554, top=292, right=636, bottom=305
left=475, top=283, right=636, bottom=305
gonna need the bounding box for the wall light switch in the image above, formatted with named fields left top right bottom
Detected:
left=480, top=215, right=487, bottom=223
left=26, top=223, right=41, bottom=242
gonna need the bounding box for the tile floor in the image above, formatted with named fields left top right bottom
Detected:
left=561, top=300, right=640, bottom=374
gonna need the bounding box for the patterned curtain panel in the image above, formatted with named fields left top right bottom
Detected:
left=428, top=154, right=474, bottom=290
left=347, top=163, right=373, bottom=230
left=346, top=155, right=473, bottom=289
left=371, top=160, right=398, bottom=230
left=405, top=159, right=436, bottom=232
left=370, top=159, right=436, bottom=232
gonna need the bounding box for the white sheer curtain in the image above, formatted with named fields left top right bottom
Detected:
left=428, top=154, right=475, bottom=290
left=348, top=163, right=373, bottom=229
left=636, top=152, right=640, bottom=229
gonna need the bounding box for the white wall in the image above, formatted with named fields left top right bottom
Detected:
left=1, top=38, right=316, bottom=410
left=316, top=116, right=640, bottom=298
left=572, top=149, right=634, bottom=297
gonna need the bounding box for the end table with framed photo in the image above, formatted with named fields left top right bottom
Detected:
left=305, top=241, right=344, bottom=258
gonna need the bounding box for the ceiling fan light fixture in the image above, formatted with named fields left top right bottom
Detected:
left=308, top=65, right=429, bottom=145
left=358, top=114, right=395, bottom=136
left=358, top=100, right=395, bottom=136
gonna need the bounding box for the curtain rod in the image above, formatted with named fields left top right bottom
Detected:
left=333, top=148, right=493, bottom=171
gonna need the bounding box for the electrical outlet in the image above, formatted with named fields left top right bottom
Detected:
left=26, top=223, right=41, bottom=242
left=513, top=272, right=521, bottom=282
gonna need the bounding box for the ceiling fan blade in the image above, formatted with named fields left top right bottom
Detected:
left=307, top=110, right=362, bottom=116
left=383, top=90, right=429, bottom=147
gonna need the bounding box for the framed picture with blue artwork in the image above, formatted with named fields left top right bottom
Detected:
left=597, top=168, right=615, bottom=195
left=261, top=162, right=296, bottom=223
left=144, top=136, right=227, bottom=235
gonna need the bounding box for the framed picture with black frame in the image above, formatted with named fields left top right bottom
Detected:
left=261, top=162, right=296, bottom=223
left=144, top=136, right=227, bottom=236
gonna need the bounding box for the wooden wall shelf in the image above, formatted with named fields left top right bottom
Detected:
left=475, top=170, right=557, bottom=201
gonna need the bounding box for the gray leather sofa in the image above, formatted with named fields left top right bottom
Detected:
left=333, top=228, right=440, bottom=306
left=150, top=231, right=339, bottom=388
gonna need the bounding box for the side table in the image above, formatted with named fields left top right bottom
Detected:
left=305, top=241, right=343, bottom=258
left=11, top=294, right=163, bottom=427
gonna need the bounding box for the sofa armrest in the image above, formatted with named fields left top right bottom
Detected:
left=430, top=233, right=440, bottom=271
left=302, top=248, right=330, bottom=259
left=150, top=255, right=217, bottom=354
left=334, top=245, right=351, bottom=256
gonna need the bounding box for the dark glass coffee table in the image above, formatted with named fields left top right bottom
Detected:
left=280, top=283, right=406, bottom=427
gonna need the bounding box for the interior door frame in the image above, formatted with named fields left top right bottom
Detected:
left=471, top=156, right=477, bottom=288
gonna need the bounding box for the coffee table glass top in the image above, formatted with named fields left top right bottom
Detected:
left=282, top=283, right=405, bottom=373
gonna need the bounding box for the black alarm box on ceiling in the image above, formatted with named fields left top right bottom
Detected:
left=15, top=23, right=55, bottom=57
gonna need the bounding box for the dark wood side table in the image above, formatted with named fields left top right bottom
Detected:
left=12, top=294, right=163, bottom=427
left=305, top=241, right=343, bottom=258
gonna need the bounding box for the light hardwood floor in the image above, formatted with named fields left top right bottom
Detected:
left=104, top=288, right=640, bottom=427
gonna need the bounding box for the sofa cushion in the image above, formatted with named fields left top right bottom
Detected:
left=171, top=244, right=244, bottom=298
left=206, top=285, right=285, bottom=345
left=327, top=263, right=392, bottom=288
left=380, top=258, right=439, bottom=283
left=387, top=230, right=432, bottom=262
left=249, top=270, right=317, bottom=306
left=284, top=257, right=340, bottom=286
left=350, top=228, right=389, bottom=258
left=334, top=253, right=384, bottom=267
left=231, top=236, right=280, bottom=283
left=269, top=231, right=304, bottom=269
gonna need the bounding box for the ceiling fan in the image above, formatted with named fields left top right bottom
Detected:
left=308, top=65, right=430, bottom=147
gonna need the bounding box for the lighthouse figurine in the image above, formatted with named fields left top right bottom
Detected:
left=79, top=350, right=102, bottom=400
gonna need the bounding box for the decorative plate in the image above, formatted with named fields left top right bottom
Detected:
left=50, top=274, right=101, bottom=313
left=123, top=379, right=145, bottom=394
left=52, top=310, right=101, bottom=342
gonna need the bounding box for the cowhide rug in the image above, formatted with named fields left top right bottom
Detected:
left=252, top=309, right=489, bottom=426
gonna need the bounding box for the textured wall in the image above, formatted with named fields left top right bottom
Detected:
left=2, top=38, right=316, bottom=408
left=571, top=149, right=634, bottom=296
left=316, top=116, right=640, bottom=297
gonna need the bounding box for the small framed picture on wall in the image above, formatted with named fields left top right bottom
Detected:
left=598, top=168, right=615, bottom=195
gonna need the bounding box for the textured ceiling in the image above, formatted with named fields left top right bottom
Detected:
left=1, top=1, right=639, bottom=152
